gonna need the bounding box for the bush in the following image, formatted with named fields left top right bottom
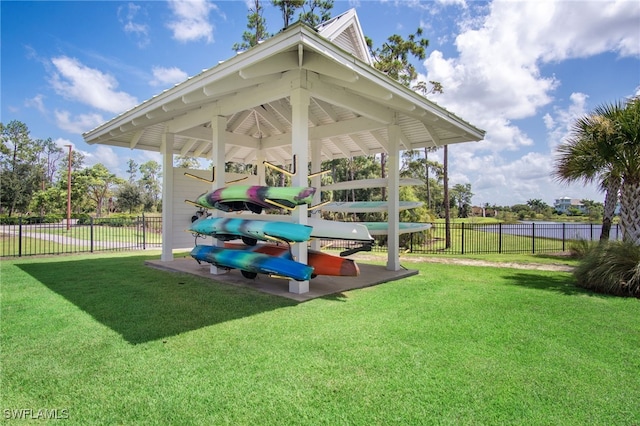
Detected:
left=573, top=241, right=640, bottom=297
left=568, top=239, right=597, bottom=259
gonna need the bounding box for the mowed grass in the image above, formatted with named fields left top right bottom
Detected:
left=2, top=252, right=639, bottom=424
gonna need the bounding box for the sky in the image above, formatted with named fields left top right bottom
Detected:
left=2, top=0, right=639, bottom=208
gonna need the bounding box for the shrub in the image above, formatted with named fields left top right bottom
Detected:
left=568, top=239, right=597, bottom=259
left=573, top=241, right=640, bottom=297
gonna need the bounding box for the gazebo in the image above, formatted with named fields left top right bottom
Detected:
left=83, top=9, right=484, bottom=294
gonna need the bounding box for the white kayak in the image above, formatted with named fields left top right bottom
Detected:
left=224, top=213, right=374, bottom=242
left=321, top=177, right=424, bottom=191
left=320, top=201, right=423, bottom=213
left=359, top=222, right=432, bottom=236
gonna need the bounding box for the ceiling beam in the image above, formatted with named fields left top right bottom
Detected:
left=255, top=105, right=287, bottom=134
left=129, top=130, right=143, bottom=149
left=309, top=117, right=384, bottom=140
left=309, top=73, right=394, bottom=124
left=238, top=51, right=298, bottom=79
left=180, top=138, right=198, bottom=156
left=192, top=140, right=210, bottom=158
left=166, top=104, right=220, bottom=134
left=303, top=51, right=359, bottom=83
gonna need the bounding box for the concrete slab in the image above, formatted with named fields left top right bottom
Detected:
left=145, top=255, right=418, bottom=302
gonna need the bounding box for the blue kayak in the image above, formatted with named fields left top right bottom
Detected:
left=190, top=245, right=314, bottom=281
left=190, top=217, right=312, bottom=243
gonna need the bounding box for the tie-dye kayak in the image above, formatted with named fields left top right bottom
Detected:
left=190, top=245, right=314, bottom=281
left=195, top=185, right=316, bottom=213
left=190, top=217, right=313, bottom=243
left=224, top=243, right=360, bottom=277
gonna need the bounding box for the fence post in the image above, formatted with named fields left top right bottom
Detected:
left=18, top=217, right=23, bottom=257
left=532, top=222, right=535, bottom=254
left=499, top=223, right=502, bottom=254
left=90, top=217, right=94, bottom=253
left=590, top=223, right=593, bottom=241
left=142, top=213, right=146, bottom=250
left=562, top=222, right=566, bottom=251
left=461, top=222, right=465, bottom=255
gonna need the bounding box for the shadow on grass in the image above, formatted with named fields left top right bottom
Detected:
left=18, top=255, right=296, bottom=344
left=501, top=271, right=595, bottom=297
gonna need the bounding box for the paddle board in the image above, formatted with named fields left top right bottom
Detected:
left=320, top=201, right=423, bottom=213
left=195, top=185, right=316, bottom=214
left=321, top=178, right=424, bottom=191
left=224, top=243, right=360, bottom=277
left=224, top=213, right=374, bottom=242
left=190, top=217, right=312, bottom=243
left=190, top=245, right=314, bottom=281
left=359, top=222, right=432, bottom=236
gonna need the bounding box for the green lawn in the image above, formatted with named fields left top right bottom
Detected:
left=2, top=252, right=639, bottom=424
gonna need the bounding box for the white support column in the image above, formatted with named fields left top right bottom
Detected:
left=387, top=122, right=401, bottom=271
left=256, top=149, right=266, bottom=185
left=161, top=132, right=174, bottom=261
left=310, top=139, right=322, bottom=251
left=289, top=86, right=310, bottom=294
left=210, top=115, right=228, bottom=275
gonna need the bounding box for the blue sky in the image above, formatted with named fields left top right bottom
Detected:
left=2, top=0, right=639, bottom=207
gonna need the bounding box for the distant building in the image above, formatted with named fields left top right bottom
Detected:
left=554, top=197, right=586, bottom=214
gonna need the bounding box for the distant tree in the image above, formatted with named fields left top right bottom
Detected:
left=526, top=198, right=549, bottom=214
left=174, top=155, right=200, bottom=169
left=299, top=0, right=333, bottom=27
left=581, top=199, right=604, bottom=221
left=233, top=0, right=270, bottom=51
left=451, top=183, right=473, bottom=218
left=126, top=159, right=138, bottom=183
left=139, top=160, right=162, bottom=211
left=366, top=28, right=429, bottom=87
left=272, top=0, right=304, bottom=29
left=82, top=164, right=123, bottom=217
left=115, top=182, right=144, bottom=214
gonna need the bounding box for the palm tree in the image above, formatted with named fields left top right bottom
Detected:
left=614, top=97, right=640, bottom=244
left=554, top=97, right=639, bottom=245
left=554, top=114, right=620, bottom=241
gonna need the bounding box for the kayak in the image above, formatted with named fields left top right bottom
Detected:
left=190, top=245, right=314, bottom=281
left=190, top=217, right=313, bottom=243
left=195, top=185, right=316, bottom=213
left=224, top=243, right=360, bottom=277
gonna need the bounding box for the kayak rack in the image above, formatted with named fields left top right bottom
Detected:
left=263, top=155, right=330, bottom=179
left=184, top=167, right=249, bottom=184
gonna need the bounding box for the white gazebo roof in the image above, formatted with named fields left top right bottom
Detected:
left=83, top=11, right=484, bottom=167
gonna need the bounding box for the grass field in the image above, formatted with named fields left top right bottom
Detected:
left=2, top=252, right=639, bottom=424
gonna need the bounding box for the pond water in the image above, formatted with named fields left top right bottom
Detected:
left=478, top=222, right=622, bottom=241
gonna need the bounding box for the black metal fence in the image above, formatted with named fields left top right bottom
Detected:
left=0, top=215, right=162, bottom=258
left=1, top=217, right=622, bottom=258
left=323, top=222, right=623, bottom=255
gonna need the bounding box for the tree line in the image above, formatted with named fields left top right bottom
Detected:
left=0, top=120, right=162, bottom=218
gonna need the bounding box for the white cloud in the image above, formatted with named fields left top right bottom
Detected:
left=545, top=92, right=589, bottom=151
left=55, top=110, right=105, bottom=134
left=166, top=0, right=217, bottom=43
left=86, top=145, right=122, bottom=171
left=417, top=0, right=638, bottom=206
left=25, top=94, right=46, bottom=113
left=118, top=3, right=150, bottom=48
left=423, top=0, right=639, bottom=137
left=53, top=137, right=75, bottom=151
left=50, top=56, right=138, bottom=114
left=150, top=66, right=189, bottom=87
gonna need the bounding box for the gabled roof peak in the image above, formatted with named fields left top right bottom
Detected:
left=316, top=8, right=372, bottom=65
